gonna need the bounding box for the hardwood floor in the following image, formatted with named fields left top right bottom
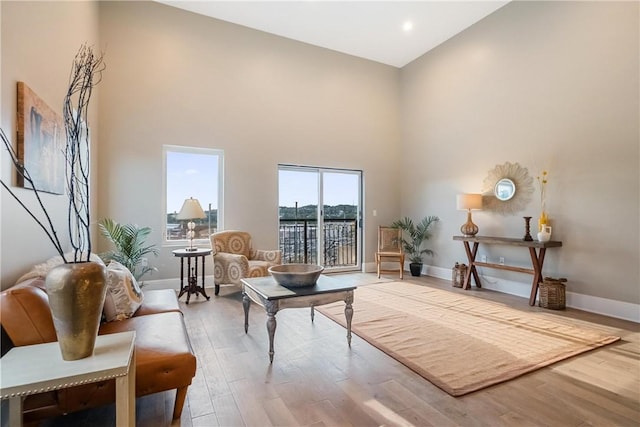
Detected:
left=40, top=273, right=639, bottom=426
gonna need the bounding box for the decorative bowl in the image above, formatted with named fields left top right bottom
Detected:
left=268, top=264, right=324, bottom=288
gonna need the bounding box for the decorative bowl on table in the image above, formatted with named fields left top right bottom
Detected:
left=268, top=264, right=324, bottom=288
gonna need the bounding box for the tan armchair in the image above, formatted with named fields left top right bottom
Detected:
left=210, top=230, right=282, bottom=295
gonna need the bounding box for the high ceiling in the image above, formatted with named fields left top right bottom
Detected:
left=155, top=1, right=510, bottom=68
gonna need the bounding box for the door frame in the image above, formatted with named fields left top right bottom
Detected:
left=278, top=164, right=363, bottom=272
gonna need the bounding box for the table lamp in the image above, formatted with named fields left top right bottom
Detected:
left=457, top=193, right=482, bottom=237
left=176, top=197, right=206, bottom=251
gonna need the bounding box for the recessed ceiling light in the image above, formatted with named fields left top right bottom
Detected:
left=403, top=21, right=413, bottom=32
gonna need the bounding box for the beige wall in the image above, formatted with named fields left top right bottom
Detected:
left=2, top=1, right=638, bottom=310
left=96, top=1, right=401, bottom=280
left=1, top=1, right=100, bottom=287
left=401, top=1, right=639, bottom=304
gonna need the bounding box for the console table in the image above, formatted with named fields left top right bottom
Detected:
left=453, top=235, right=562, bottom=306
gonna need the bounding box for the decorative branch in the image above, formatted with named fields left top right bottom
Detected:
left=0, top=44, right=104, bottom=264
left=0, top=128, right=67, bottom=260
left=63, top=44, right=105, bottom=262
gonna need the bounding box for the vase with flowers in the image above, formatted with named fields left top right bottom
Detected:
left=1, top=45, right=106, bottom=360
left=537, top=170, right=549, bottom=233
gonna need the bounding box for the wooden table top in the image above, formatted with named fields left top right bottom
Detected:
left=241, top=275, right=357, bottom=301
left=172, top=247, right=212, bottom=257
left=453, top=235, right=562, bottom=248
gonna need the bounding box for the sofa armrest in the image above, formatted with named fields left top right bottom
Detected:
left=0, top=280, right=57, bottom=346
left=213, top=252, right=249, bottom=285
left=253, top=249, right=282, bottom=265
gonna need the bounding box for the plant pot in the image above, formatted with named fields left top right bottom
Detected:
left=409, top=263, right=423, bottom=277
left=45, top=261, right=107, bottom=360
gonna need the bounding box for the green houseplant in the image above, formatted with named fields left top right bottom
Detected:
left=98, top=218, right=159, bottom=282
left=391, top=215, right=440, bottom=277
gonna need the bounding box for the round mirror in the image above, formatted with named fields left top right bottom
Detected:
left=482, top=162, right=534, bottom=215
left=495, top=178, right=516, bottom=201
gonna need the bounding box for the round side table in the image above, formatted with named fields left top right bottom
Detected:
left=172, top=248, right=212, bottom=304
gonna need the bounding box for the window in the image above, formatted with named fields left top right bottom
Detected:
left=163, top=145, right=223, bottom=244
left=278, top=165, right=362, bottom=271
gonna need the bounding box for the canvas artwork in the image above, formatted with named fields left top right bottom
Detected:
left=17, top=81, right=65, bottom=194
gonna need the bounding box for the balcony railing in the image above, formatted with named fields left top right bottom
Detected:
left=279, top=218, right=358, bottom=267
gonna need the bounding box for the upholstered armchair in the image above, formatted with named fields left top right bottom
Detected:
left=210, top=230, right=282, bottom=295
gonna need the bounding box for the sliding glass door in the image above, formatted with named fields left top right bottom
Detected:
left=278, top=165, right=362, bottom=272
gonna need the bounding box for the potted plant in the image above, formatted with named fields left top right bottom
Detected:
left=391, top=215, right=440, bottom=277
left=1, top=45, right=106, bottom=360
left=98, top=218, right=159, bottom=282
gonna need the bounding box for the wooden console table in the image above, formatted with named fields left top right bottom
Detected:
left=453, top=235, right=562, bottom=306
left=172, top=248, right=211, bottom=304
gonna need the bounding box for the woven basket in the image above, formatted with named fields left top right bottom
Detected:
left=539, top=277, right=567, bottom=310
left=452, top=262, right=467, bottom=288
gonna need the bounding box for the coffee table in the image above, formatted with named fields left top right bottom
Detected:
left=241, top=275, right=356, bottom=362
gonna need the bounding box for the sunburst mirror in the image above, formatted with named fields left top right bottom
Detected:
left=482, top=162, right=534, bottom=215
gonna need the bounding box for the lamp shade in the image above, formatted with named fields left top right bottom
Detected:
left=456, top=193, right=483, bottom=211
left=176, top=197, right=206, bottom=220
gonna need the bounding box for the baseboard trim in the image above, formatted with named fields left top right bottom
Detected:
left=146, top=265, right=639, bottom=323
left=426, top=265, right=640, bottom=323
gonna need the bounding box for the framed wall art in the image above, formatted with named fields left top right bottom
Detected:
left=17, top=81, right=65, bottom=194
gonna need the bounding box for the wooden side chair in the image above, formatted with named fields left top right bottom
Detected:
left=376, top=226, right=404, bottom=279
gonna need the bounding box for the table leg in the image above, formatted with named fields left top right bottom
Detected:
left=9, top=397, right=23, bottom=427
left=193, top=256, right=198, bottom=297
left=200, top=255, right=210, bottom=300
left=186, top=257, right=193, bottom=304
left=265, top=301, right=278, bottom=363
left=243, top=292, right=250, bottom=333
left=528, top=247, right=547, bottom=306
left=345, top=291, right=354, bottom=347
left=116, top=348, right=136, bottom=427
left=177, top=258, right=186, bottom=299
left=310, top=305, right=315, bottom=322
left=462, top=242, right=482, bottom=289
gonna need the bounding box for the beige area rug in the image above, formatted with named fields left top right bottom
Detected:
left=317, top=281, right=620, bottom=396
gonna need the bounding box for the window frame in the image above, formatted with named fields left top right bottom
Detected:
left=162, top=145, right=224, bottom=246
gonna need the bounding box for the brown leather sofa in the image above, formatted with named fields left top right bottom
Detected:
left=0, top=278, right=197, bottom=423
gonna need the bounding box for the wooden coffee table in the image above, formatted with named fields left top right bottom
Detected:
left=241, top=275, right=356, bottom=362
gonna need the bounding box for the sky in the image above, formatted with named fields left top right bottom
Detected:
left=166, top=151, right=219, bottom=214
left=278, top=169, right=359, bottom=207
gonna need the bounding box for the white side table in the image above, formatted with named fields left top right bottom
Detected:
left=0, top=331, right=136, bottom=426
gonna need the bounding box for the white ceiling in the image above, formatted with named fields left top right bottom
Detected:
left=155, top=1, right=511, bottom=68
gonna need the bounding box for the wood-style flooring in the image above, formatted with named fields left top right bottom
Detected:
left=40, top=273, right=640, bottom=426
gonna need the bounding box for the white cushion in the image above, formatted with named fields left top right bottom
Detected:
left=15, top=252, right=105, bottom=284
left=103, top=261, right=144, bottom=322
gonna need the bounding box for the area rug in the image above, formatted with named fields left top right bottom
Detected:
left=316, top=281, right=620, bottom=396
